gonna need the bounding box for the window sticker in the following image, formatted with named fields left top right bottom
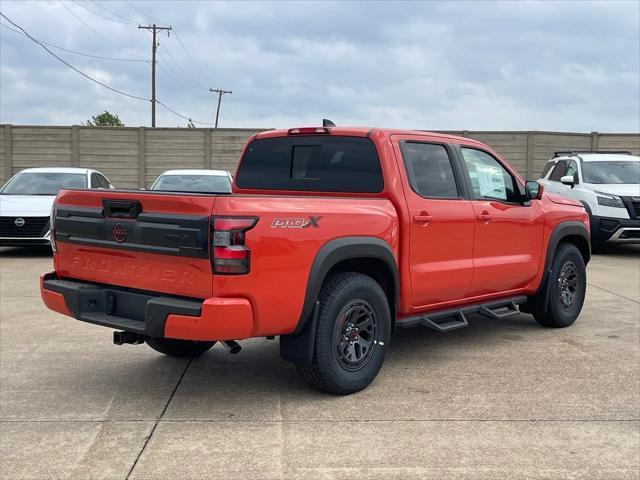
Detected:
left=475, top=162, right=507, bottom=199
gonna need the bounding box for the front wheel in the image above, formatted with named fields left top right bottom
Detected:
left=533, top=243, right=586, bottom=328
left=146, top=337, right=216, bottom=357
left=296, top=272, right=391, bottom=395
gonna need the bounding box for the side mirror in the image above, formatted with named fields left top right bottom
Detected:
left=525, top=180, right=544, bottom=201
left=560, top=175, right=575, bottom=187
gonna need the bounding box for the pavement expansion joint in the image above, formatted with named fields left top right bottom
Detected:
left=124, top=357, right=193, bottom=480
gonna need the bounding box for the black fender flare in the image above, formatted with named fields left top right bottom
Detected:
left=279, top=236, right=399, bottom=365
left=521, top=220, right=590, bottom=314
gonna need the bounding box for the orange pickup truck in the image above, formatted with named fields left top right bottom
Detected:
left=41, top=126, right=590, bottom=394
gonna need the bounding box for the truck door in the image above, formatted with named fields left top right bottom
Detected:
left=458, top=146, right=545, bottom=296
left=393, top=137, right=475, bottom=308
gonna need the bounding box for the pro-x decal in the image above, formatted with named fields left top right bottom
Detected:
left=271, top=216, right=323, bottom=229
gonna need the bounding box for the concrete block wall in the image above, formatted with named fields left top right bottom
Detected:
left=0, top=125, right=638, bottom=187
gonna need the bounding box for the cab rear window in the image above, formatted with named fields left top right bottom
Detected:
left=236, top=136, right=383, bottom=193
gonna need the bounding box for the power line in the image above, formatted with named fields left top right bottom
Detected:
left=172, top=30, right=215, bottom=86
left=156, top=100, right=212, bottom=125
left=123, top=0, right=215, bottom=87
left=87, top=0, right=137, bottom=24
left=123, top=0, right=168, bottom=25
left=156, top=57, right=210, bottom=101
left=139, top=28, right=209, bottom=99
left=59, top=1, right=145, bottom=60
left=0, top=12, right=149, bottom=101
left=0, top=21, right=148, bottom=62
left=138, top=24, right=207, bottom=91
left=159, top=42, right=207, bottom=90
left=1, top=12, right=212, bottom=127
left=70, top=0, right=135, bottom=25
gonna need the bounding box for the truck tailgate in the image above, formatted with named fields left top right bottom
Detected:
left=53, top=189, right=217, bottom=298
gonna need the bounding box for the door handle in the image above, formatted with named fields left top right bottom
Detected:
left=476, top=211, right=492, bottom=222
left=413, top=213, right=433, bottom=224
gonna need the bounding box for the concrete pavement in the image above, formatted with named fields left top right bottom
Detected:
left=1, top=245, right=638, bottom=479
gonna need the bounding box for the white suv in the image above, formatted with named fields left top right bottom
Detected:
left=539, top=151, right=640, bottom=247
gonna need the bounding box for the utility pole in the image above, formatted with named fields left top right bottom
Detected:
left=209, top=88, right=232, bottom=128
left=138, top=24, right=171, bottom=127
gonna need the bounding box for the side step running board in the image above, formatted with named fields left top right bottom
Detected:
left=421, top=310, right=468, bottom=332
left=396, top=296, right=527, bottom=333
left=477, top=299, right=520, bottom=319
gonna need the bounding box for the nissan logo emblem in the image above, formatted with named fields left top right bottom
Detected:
left=112, top=223, right=128, bottom=243
left=14, top=218, right=25, bottom=227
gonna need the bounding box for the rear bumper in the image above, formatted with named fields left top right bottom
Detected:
left=40, top=272, right=254, bottom=341
left=591, top=216, right=640, bottom=244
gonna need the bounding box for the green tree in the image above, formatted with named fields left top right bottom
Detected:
left=84, top=111, right=124, bottom=127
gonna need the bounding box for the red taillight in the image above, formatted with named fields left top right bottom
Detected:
left=211, top=216, right=258, bottom=274
left=287, top=127, right=330, bottom=135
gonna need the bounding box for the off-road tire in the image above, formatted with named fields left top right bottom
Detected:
left=146, top=337, right=215, bottom=357
left=296, top=272, right=391, bottom=395
left=533, top=243, right=586, bottom=328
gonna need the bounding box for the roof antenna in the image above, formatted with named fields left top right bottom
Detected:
left=322, top=118, right=336, bottom=127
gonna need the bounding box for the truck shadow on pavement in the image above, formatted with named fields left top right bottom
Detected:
left=85, top=312, right=549, bottom=407
left=591, top=244, right=640, bottom=256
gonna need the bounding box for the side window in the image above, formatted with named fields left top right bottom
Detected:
left=91, top=173, right=110, bottom=188
left=540, top=161, right=556, bottom=179
left=90, top=173, right=100, bottom=188
left=98, top=174, right=111, bottom=188
left=549, top=160, right=568, bottom=181
left=400, top=142, right=459, bottom=198
left=460, top=148, right=521, bottom=203
left=566, top=160, right=579, bottom=182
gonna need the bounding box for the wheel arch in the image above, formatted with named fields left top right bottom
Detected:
left=522, top=220, right=590, bottom=315
left=542, top=221, right=590, bottom=284
left=280, top=236, right=398, bottom=365
left=297, top=237, right=398, bottom=334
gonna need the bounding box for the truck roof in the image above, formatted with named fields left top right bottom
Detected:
left=255, top=127, right=474, bottom=144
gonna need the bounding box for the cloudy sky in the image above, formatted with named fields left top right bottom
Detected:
left=0, top=0, right=638, bottom=132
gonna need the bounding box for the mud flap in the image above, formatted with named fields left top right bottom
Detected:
left=279, top=301, right=319, bottom=365
left=520, top=270, right=551, bottom=315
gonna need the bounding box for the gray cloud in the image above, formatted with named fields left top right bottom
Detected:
left=0, top=0, right=638, bottom=131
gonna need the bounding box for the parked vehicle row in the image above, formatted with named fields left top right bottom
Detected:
left=41, top=125, right=592, bottom=394
left=0, top=168, right=233, bottom=247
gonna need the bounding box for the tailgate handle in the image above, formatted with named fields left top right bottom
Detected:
left=102, top=199, right=142, bottom=219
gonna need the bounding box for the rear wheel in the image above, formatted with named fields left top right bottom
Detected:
left=533, top=243, right=586, bottom=328
left=146, top=337, right=215, bottom=357
left=296, top=272, right=391, bottom=395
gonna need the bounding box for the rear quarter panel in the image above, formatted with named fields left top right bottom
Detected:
left=212, top=195, right=399, bottom=336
